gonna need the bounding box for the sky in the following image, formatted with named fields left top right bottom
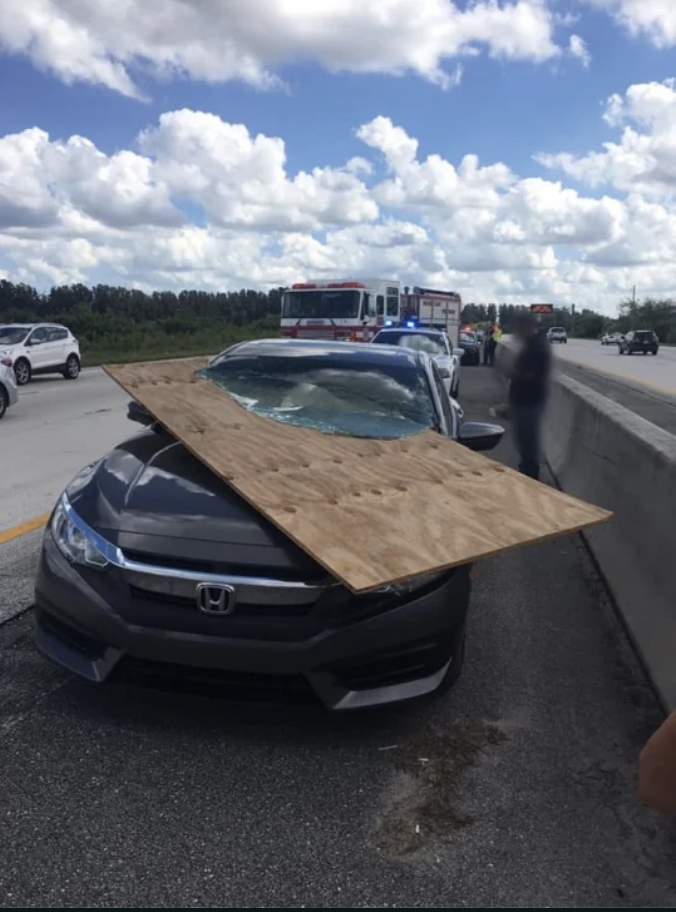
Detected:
left=0, top=2, right=676, bottom=315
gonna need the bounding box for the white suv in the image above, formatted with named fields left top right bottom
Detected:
left=0, top=323, right=82, bottom=386
left=547, top=326, right=567, bottom=344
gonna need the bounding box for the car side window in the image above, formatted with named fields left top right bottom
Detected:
left=28, top=327, right=48, bottom=345
left=431, top=364, right=454, bottom=434
left=47, top=328, right=67, bottom=342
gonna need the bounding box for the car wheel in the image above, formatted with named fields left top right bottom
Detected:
left=14, top=358, right=31, bottom=386
left=0, top=385, right=7, bottom=420
left=63, top=354, right=81, bottom=380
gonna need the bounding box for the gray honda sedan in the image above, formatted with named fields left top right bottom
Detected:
left=34, top=339, right=503, bottom=710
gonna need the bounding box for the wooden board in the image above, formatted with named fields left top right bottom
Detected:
left=105, top=358, right=612, bottom=593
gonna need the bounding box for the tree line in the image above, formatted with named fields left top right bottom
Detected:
left=0, top=280, right=283, bottom=363
left=1, top=280, right=675, bottom=360
left=462, top=299, right=676, bottom=342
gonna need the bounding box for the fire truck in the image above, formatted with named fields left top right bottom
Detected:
left=280, top=279, right=402, bottom=342
left=400, top=287, right=463, bottom=348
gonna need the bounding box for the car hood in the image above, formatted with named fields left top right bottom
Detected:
left=67, top=429, right=326, bottom=580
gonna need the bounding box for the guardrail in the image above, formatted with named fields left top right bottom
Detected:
left=498, top=340, right=676, bottom=710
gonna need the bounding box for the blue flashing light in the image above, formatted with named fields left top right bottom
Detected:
left=384, top=320, right=394, bottom=327
left=406, top=320, right=416, bottom=328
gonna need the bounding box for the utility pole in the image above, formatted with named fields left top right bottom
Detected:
left=632, top=285, right=637, bottom=307
left=571, top=303, right=576, bottom=337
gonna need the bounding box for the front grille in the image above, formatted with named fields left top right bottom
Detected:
left=329, top=637, right=451, bottom=691
left=298, top=330, right=336, bottom=341
left=122, top=549, right=323, bottom=584
left=111, top=656, right=318, bottom=705
left=129, top=585, right=315, bottom=618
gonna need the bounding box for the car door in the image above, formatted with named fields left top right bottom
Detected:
left=45, top=326, right=69, bottom=366
left=26, top=326, right=50, bottom=370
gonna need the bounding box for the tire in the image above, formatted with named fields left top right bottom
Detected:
left=63, top=354, right=81, bottom=380
left=0, top=385, right=7, bottom=420
left=13, top=358, right=31, bottom=386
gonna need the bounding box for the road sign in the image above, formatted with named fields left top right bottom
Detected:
left=530, top=304, right=554, bottom=314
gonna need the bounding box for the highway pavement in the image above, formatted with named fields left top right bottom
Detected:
left=0, top=369, right=132, bottom=535
left=1, top=366, right=675, bottom=907
left=555, top=338, right=676, bottom=398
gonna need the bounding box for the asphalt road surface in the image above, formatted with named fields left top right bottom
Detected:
left=1, top=370, right=132, bottom=534
left=1, top=366, right=675, bottom=908
left=555, top=338, right=676, bottom=398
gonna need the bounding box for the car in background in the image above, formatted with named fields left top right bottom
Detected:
left=0, top=358, right=19, bottom=419
left=547, top=327, right=567, bottom=344
left=34, top=338, right=505, bottom=711
left=457, top=330, right=481, bottom=366
left=619, top=330, right=659, bottom=356
left=475, top=329, right=485, bottom=344
left=0, top=323, right=81, bottom=386
left=601, top=332, right=623, bottom=346
left=371, top=327, right=461, bottom=398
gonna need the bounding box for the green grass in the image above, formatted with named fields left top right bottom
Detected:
left=80, top=324, right=278, bottom=367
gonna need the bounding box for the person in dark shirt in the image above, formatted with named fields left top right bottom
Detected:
left=508, top=313, right=551, bottom=480
left=483, top=326, right=495, bottom=366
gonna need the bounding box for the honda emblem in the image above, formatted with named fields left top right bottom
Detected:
left=196, top=583, right=236, bottom=616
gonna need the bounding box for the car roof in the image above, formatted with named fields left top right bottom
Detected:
left=0, top=322, right=67, bottom=329
left=220, top=337, right=430, bottom=370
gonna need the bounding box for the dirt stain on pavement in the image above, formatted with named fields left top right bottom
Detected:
left=373, top=717, right=507, bottom=857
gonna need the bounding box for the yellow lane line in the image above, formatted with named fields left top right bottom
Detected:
left=0, top=513, right=50, bottom=546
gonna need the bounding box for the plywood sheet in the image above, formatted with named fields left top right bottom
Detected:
left=105, top=358, right=612, bottom=593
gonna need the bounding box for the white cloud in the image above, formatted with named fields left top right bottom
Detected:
left=536, top=80, right=676, bottom=196
left=580, top=1, right=676, bottom=47
left=4, top=102, right=676, bottom=314
left=0, top=0, right=562, bottom=97
left=568, top=34, right=591, bottom=67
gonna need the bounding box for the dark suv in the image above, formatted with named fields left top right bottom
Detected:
left=619, top=331, right=659, bottom=356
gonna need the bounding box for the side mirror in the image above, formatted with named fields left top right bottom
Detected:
left=452, top=348, right=464, bottom=359
left=127, top=400, right=154, bottom=427
left=458, top=421, right=504, bottom=453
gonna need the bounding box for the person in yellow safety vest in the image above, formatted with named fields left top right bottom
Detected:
left=484, top=324, right=501, bottom=366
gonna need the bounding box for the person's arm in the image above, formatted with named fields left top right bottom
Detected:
left=639, top=712, right=676, bottom=814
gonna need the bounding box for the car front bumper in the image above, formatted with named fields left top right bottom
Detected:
left=35, top=532, right=471, bottom=710
left=1, top=374, right=18, bottom=407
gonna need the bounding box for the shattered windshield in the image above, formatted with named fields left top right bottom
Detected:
left=197, top=352, right=436, bottom=439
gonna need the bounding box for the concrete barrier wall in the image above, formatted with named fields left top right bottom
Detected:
left=542, top=372, right=676, bottom=710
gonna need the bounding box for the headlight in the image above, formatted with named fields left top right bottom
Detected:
left=376, top=570, right=447, bottom=598
left=50, top=495, right=109, bottom=571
